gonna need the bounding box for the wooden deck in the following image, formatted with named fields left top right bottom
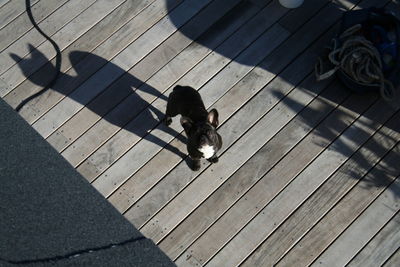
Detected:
left=1, top=0, right=399, bottom=265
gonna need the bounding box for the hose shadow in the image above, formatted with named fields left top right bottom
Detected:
left=10, top=47, right=187, bottom=163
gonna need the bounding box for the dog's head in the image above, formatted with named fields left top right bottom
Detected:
left=180, top=109, right=222, bottom=159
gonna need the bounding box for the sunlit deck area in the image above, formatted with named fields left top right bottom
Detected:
left=1, top=0, right=399, bottom=265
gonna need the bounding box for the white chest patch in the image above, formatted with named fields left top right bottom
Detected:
left=199, top=144, right=215, bottom=159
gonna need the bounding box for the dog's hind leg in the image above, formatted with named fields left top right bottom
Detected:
left=164, top=101, right=174, bottom=126
left=164, top=90, right=180, bottom=126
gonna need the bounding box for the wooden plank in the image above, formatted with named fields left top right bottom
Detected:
left=29, top=0, right=211, bottom=138
left=383, top=248, right=400, bottom=267
left=275, top=142, right=400, bottom=266
left=126, top=0, right=359, bottom=238
left=0, top=0, right=11, bottom=6
left=205, top=97, right=397, bottom=266
left=83, top=0, right=328, bottom=200
left=107, top=3, right=336, bottom=218
left=45, top=0, right=257, bottom=152
left=0, top=0, right=126, bottom=97
left=241, top=112, right=400, bottom=267
left=90, top=23, right=290, bottom=197
left=8, top=0, right=175, bottom=122
left=70, top=28, right=288, bottom=184
left=176, top=1, right=392, bottom=265
left=159, top=76, right=347, bottom=261
left=71, top=0, right=289, bottom=181
left=0, top=0, right=69, bottom=54
left=278, top=0, right=327, bottom=32
left=115, top=1, right=346, bottom=251
left=0, top=0, right=12, bottom=9
left=2, top=0, right=158, bottom=110
left=0, top=0, right=97, bottom=75
left=108, top=1, right=333, bottom=221
left=317, top=210, right=400, bottom=267
left=174, top=93, right=375, bottom=266
left=0, top=0, right=39, bottom=30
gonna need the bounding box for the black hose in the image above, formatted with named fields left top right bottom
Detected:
left=15, top=0, right=62, bottom=112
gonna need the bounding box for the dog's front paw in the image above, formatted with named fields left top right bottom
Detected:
left=164, top=116, right=172, bottom=126
left=208, top=156, right=219, bottom=164
left=191, top=159, right=201, bottom=171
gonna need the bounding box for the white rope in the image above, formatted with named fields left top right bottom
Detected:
left=315, top=24, right=395, bottom=101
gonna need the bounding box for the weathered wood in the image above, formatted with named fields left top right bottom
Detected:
left=0, top=0, right=11, bottom=6
left=0, top=0, right=68, bottom=54
left=0, top=0, right=39, bottom=31
left=142, top=6, right=349, bottom=258
left=109, top=37, right=327, bottom=218
left=0, top=0, right=96, bottom=75
left=175, top=91, right=375, bottom=266
left=317, top=206, right=400, bottom=266
left=383, top=248, right=400, bottom=267
left=242, top=112, right=400, bottom=267
left=91, top=23, right=289, bottom=199
left=159, top=75, right=346, bottom=261
left=46, top=0, right=255, bottom=153
left=74, top=0, right=288, bottom=182
left=131, top=0, right=361, bottom=241
left=46, top=0, right=227, bottom=162
left=278, top=0, right=329, bottom=33
left=108, top=0, right=332, bottom=219
left=166, top=1, right=394, bottom=266
left=6, top=0, right=170, bottom=150
left=206, top=97, right=397, bottom=266
left=30, top=0, right=211, bottom=138
left=0, top=0, right=126, bottom=97
left=0, top=0, right=12, bottom=10
left=90, top=0, right=329, bottom=209
left=1, top=0, right=399, bottom=265
left=276, top=137, right=400, bottom=266
left=13, top=0, right=176, bottom=123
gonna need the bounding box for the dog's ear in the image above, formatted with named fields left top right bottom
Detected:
left=180, top=116, right=193, bottom=135
left=207, top=109, right=219, bottom=127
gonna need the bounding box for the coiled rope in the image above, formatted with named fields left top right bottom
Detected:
left=315, top=24, right=395, bottom=101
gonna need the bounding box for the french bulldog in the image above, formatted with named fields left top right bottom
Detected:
left=164, top=85, right=222, bottom=171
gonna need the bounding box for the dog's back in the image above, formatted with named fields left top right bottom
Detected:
left=167, top=86, right=207, bottom=121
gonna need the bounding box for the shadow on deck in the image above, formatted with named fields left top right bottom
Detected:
left=11, top=0, right=400, bottom=197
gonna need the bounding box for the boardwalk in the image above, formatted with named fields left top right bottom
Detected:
left=1, top=0, right=399, bottom=265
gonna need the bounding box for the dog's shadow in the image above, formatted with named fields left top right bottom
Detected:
left=11, top=46, right=188, bottom=161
